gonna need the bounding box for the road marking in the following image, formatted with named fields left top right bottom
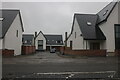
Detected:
left=35, top=71, right=116, bottom=75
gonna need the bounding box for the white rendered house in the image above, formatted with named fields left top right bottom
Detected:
left=35, top=31, right=47, bottom=51
left=66, top=1, right=120, bottom=54
left=35, top=31, right=64, bottom=51
left=0, top=9, right=24, bottom=56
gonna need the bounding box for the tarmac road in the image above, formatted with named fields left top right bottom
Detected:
left=2, top=51, right=120, bottom=79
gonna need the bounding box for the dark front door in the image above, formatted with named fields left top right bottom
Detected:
left=70, top=41, right=72, bottom=49
left=90, top=42, right=100, bottom=50
left=38, top=40, right=43, bottom=50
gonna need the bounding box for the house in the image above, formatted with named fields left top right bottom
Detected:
left=22, top=34, right=34, bottom=46
left=35, top=31, right=64, bottom=51
left=65, top=1, right=120, bottom=56
left=0, top=9, right=24, bottom=56
left=45, top=35, right=64, bottom=51
left=35, top=31, right=47, bottom=51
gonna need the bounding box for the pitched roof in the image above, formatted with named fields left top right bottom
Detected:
left=75, top=14, right=106, bottom=40
left=97, top=2, right=117, bottom=24
left=68, top=1, right=117, bottom=40
left=35, top=31, right=63, bottom=45
left=0, top=9, right=24, bottom=39
left=22, top=34, right=34, bottom=45
left=35, top=31, right=46, bottom=40
left=44, top=35, right=63, bottom=45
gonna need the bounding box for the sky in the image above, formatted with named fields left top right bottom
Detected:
left=2, top=1, right=113, bottom=40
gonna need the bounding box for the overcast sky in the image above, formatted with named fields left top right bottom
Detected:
left=2, top=1, right=111, bottom=39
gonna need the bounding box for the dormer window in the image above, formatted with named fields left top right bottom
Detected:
left=0, top=18, right=4, bottom=21
left=103, top=10, right=108, bottom=16
left=87, top=22, right=92, bottom=26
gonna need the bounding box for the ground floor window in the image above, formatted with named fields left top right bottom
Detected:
left=38, top=40, right=43, bottom=50
left=115, top=24, right=120, bottom=49
left=90, top=42, right=100, bottom=50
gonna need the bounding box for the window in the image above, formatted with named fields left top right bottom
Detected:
left=25, top=40, right=27, bottom=43
left=16, top=30, right=18, bottom=37
left=0, top=18, right=4, bottom=21
left=38, top=40, right=43, bottom=45
left=22, top=38, right=24, bottom=42
left=70, top=41, right=72, bottom=49
left=103, top=10, right=108, bottom=16
left=90, top=43, right=100, bottom=50
left=87, top=22, right=92, bottom=26
left=115, top=24, right=120, bottom=49
left=57, top=40, right=61, bottom=43
left=75, top=32, right=76, bottom=38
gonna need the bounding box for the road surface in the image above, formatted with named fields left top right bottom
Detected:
left=2, top=51, right=120, bottom=79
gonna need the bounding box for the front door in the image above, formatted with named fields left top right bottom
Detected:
left=38, top=40, right=43, bottom=50
left=90, top=42, right=100, bottom=50
left=70, top=41, right=72, bottom=49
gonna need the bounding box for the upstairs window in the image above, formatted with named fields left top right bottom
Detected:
left=16, top=30, right=18, bottom=37
left=75, top=32, right=76, bottom=38
left=103, top=10, right=108, bottom=16
left=87, top=22, right=92, bottom=26
left=25, top=40, right=27, bottom=43
left=0, top=18, right=4, bottom=21
left=57, top=40, right=61, bottom=43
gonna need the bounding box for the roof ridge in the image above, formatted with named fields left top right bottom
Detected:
left=74, top=13, right=96, bottom=15
left=97, top=1, right=117, bottom=14
left=0, top=9, right=20, bottom=11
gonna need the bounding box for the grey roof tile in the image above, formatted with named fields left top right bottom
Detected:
left=22, top=34, right=34, bottom=45
left=0, top=9, right=24, bottom=38
left=68, top=1, right=117, bottom=40
left=45, top=35, right=63, bottom=45
left=97, top=2, right=117, bottom=24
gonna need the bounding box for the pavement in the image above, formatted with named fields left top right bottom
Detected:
left=2, top=51, right=120, bottom=79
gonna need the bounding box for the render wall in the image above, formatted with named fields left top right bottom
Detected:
left=3, top=14, right=23, bottom=56
left=35, top=33, right=46, bottom=50
left=0, top=39, right=2, bottom=49
left=99, top=3, right=119, bottom=52
left=67, top=18, right=85, bottom=50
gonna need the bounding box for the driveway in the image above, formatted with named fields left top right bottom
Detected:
left=2, top=51, right=120, bottom=79
left=2, top=51, right=119, bottom=64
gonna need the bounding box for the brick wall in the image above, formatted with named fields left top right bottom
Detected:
left=115, top=50, right=120, bottom=56
left=1, top=49, right=14, bottom=57
left=22, top=46, right=35, bottom=55
left=60, top=47, right=106, bottom=57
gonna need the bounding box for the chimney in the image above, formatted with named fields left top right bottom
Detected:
left=65, top=32, right=67, bottom=47
left=34, top=32, right=37, bottom=46
left=35, top=32, right=37, bottom=38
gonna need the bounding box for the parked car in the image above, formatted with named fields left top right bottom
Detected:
left=50, top=48, right=56, bottom=53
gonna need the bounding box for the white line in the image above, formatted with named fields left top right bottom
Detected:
left=36, top=71, right=116, bottom=75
